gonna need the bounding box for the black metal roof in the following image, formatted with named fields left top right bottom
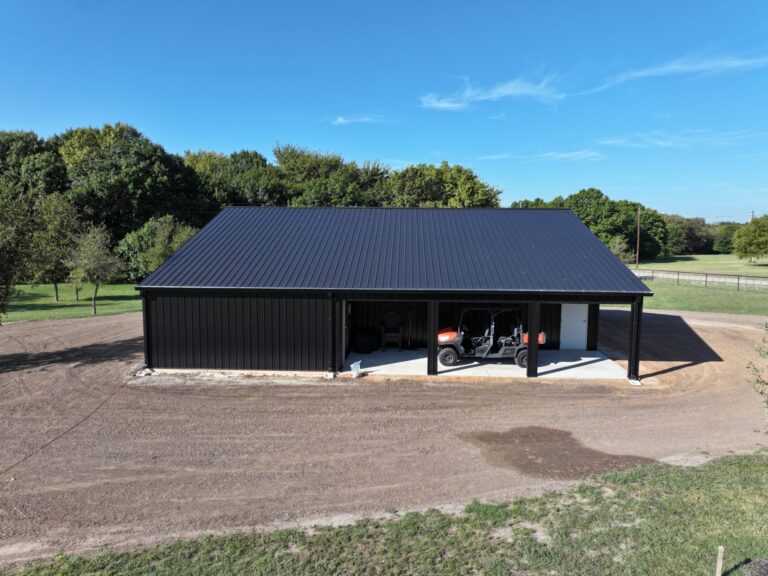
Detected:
left=138, top=207, right=652, bottom=295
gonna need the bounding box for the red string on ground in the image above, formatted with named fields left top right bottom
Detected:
left=0, top=377, right=131, bottom=477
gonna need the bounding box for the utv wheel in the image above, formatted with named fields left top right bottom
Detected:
left=438, top=347, right=459, bottom=366
left=515, top=349, right=528, bottom=369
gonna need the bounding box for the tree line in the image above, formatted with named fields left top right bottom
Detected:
left=1, top=122, right=765, bottom=319
left=511, top=190, right=753, bottom=262
left=0, top=123, right=500, bottom=317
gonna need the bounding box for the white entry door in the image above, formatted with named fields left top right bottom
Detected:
left=560, top=303, right=588, bottom=350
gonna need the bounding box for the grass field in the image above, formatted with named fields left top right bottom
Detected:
left=10, top=455, right=768, bottom=576
left=4, top=284, right=140, bottom=323
left=638, top=254, right=768, bottom=277
left=638, top=280, right=768, bottom=316
left=4, top=280, right=766, bottom=322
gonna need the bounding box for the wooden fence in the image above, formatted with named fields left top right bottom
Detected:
left=632, top=269, right=768, bottom=291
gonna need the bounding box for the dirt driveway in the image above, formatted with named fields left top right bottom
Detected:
left=0, top=309, right=765, bottom=566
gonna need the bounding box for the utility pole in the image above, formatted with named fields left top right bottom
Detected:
left=635, top=205, right=641, bottom=268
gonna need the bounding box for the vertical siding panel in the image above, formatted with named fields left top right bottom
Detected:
left=149, top=292, right=331, bottom=372
left=171, top=296, right=179, bottom=368
left=156, top=296, right=165, bottom=367
left=224, top=296, right=232, bottom=369
left=239, top=296, right=247, bottom=370
left=225, top=296, right=233, bottom=369
left=186, top=296, right=194, bottom=367
left=286, top=297, right=292, bottom=370
left=244, top=296, right=252, bottom=369
left=214, top=296, right=222, bottom=368
left=164, top=296, right=173, bottom=368
left=279, top=298, right=287, bottom=370
left=234, top=296, right=243, bottom=370
left=179, top=296, right=188, bottom=367
left=150, top=297, right=159, bottom=368
left=308, top=297, right=315, bottom=369
left=254, top=295, right=261, bottom=369
left=203, top=296, right=210, bottom=367
left=259, top=296, right=269, bottom=370
left=301, top=298, right=309, bottom=371
left=310, top=298, right=316, bottom=369
left=195, top=296, right=203, bottom=368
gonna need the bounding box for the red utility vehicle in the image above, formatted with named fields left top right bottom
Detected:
left=436, top=308, right=545, bottom=368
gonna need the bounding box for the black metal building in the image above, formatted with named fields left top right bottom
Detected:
left=138, top=207, right=651, bottom=379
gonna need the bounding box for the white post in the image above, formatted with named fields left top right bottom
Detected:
left=715, top=546, right=724, bottom=576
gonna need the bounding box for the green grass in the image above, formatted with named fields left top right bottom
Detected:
left=4, top=284, right=140, bottom=322
left=638, top=254, right=768, bottom=277
left=9, top=455, right=768, bottom=575
left=637, top=280, right=768, bottom=316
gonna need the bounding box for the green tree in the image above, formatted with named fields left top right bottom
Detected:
left=509, top=189, right=666, bottom=259
left=713, top=222, right=741, bottom=254
left=117, top=215, right=197, bottom=282
left=58, top=123, right=201, bottom=240
left=662, top=215, right=714, bottom=254
left=184, top=150, right=287, bottom=208
left=272, top=145, right=397, bottom=207
left=0, top=185, right=30, bottom=322
left=733, top=215, right=768, bottom=261
left=273, top=144, right=345, bottom=184
left=385, top=162, right=499, bottom=207
left=28, top=193, right=80, bottom=301
left=510, top=197, right=562, bottom=208
left=68, top=225, right=124, bottom=315
left=0, top=131, right=68, bottom=199
left=606, top=235, right=634, bottom=264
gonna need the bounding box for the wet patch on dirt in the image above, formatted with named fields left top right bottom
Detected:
left=463, top=426, right=655, bottom=480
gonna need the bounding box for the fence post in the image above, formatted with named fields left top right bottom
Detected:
left=737, top=275, right=740, bottom=291
left=705, top=273, right=708, bottom=287
left=677, top=271, right=680, bottom=285
left=651, top=270, right=654, bottom=281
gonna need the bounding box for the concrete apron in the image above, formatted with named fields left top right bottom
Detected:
left=343, top=348, right=627, bottom=380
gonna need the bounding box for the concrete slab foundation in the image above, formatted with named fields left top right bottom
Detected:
left=343, top=348, right=626, bottom=380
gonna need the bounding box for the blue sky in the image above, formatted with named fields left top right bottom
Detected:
left=2, top=1, right=767, bottom=221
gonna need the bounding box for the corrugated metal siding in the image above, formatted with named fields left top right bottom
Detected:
left=139, top=207, right=651, bottom=295
left=145, top=293, right=331, bottom=371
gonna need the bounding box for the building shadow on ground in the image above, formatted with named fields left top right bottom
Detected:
left=0, top=337, right=144, bottom=374
left=599, top=309, right=722, bottom=379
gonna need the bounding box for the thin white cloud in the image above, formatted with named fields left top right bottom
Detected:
left=588, top=55, right=768, bottom=93
left=480, top=149, right=605, bottom=162
left=421, top=78, right=564, bottom=110
left=331, top=114, right=385, bottom=126
left=596, top=129, right=765, bottom=149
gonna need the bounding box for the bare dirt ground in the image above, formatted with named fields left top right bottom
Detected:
left=0, top=308, right=765, bottom=567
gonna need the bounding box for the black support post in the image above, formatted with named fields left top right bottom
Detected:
left=587, top=304, right=600, bottom=351
left=627, top=296, right=643, bottom=380
left=527, top=302, right=540, bottom=378
left=427, top=300, right=439, bottom=375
